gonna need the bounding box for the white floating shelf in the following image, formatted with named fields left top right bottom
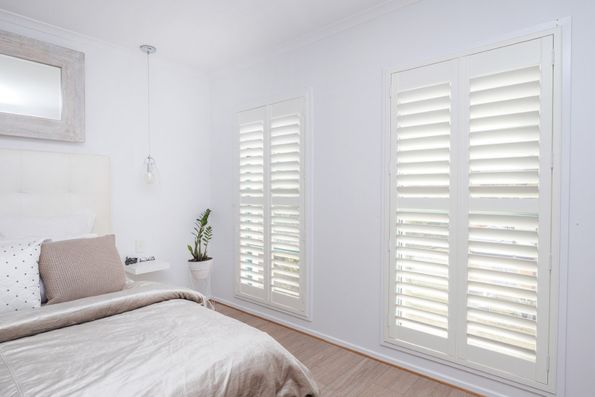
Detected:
left=125, top=261, right=170, bottom=275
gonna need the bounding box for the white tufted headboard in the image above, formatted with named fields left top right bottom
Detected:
left=0, top=149, right=111, bottom=235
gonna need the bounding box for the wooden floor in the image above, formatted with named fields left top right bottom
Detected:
left=213, top=302, right=478, bottom=397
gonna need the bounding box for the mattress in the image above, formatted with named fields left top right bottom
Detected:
left=0, top=281, right=318, bottom=397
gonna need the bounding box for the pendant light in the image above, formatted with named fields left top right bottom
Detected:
left=140, top=44, right=156, bottom=184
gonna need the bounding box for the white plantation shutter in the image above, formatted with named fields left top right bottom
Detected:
left=237, top=98, right=307, bottom=316
left=460, top=36, right=553, bottom=383
left=238, top=108, right=267, bottom=300
left=269, top=99, right=306, bottom=312
left=389, top=60, right=457, bottom=354
left=388, top=35, right=555, bottom=385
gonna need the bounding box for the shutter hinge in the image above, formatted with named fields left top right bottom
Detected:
left=548, top=253, right=553, bottom=273
left=552, top=48, right=555, bottom=67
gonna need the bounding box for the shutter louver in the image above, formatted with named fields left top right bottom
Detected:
left=271, top=205, right=301, bottom=298
left=239, top=121, right=264, bottom=198
left=466, top=212, right=538, bottom=362
left=395, top=210, right=449, bottom=339
left=271, top=115, right=301, bottom=199
left=469, top=66, right=541, bottom=199
left=239, top=204, right=265, bottom=288
left=396, top=82, right=451, bottom=198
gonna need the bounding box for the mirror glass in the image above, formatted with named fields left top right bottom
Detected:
left=0, top=53, right=62, bottom=120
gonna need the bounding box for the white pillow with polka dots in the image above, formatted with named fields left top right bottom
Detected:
left=0, top=238, right=44, bottom=313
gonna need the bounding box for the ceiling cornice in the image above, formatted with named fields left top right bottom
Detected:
left=211, top=0, right=420, bottom=75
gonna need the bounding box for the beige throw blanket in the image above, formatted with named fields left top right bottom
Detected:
left=0, top=282, right=319, bottom=397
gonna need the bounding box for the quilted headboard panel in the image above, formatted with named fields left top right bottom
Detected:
left=0, top=149, right=111, bottom=234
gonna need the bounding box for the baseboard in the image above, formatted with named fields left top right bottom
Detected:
left=212, top=296, right=511, bottom=397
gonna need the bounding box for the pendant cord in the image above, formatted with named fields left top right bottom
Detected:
left=146, top=50, right=152, bottom=158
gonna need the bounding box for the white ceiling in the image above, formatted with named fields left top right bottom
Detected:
left=0, top=0, right=411, bottom=71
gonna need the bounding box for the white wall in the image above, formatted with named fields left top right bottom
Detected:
left=0, top=11, right=211, bottom=287
left=209, top=0, right=595, bottom=396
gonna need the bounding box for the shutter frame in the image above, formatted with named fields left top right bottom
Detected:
left=386, top=34, right=556, bottom=388
left=236, top=97, right=308, bottom=317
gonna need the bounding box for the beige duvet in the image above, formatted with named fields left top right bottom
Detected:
left=0, top=282, right=318, bottom=397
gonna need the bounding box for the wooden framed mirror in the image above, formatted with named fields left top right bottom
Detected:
left=0, top=30, right=85, bottom=142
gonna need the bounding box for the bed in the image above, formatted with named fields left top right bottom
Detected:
left=0, top=149, right=318, bottom=397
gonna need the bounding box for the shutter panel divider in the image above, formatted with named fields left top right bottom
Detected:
left=264, top=105, right=272, bottom=302
left=452, top=54, right=469, bottom=363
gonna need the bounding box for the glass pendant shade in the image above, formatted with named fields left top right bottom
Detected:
left=145, top=155, right=155, bottom=184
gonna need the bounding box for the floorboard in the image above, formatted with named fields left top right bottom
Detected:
left=213, top=302, right=480, bottom=397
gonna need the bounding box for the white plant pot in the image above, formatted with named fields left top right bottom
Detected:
left=188, top=259, right=213, bottom=281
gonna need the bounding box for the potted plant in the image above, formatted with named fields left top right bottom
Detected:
left=187, top=208, right=213, bottom=281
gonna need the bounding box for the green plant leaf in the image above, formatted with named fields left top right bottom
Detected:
left=189, top=208, right=212, bottom=260
left=187, top=244, right=195, bottom=259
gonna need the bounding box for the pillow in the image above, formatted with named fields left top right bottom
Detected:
left=0, top=212, right=95, bottom=241
left=39, top=234, right=126, bottom=304
left=39, top=234, right=98, bottom=304
left=0, top=238, right=45, bottom=313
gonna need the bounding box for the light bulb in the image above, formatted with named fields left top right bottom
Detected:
left=145, top=170, right=154, bottom=184
left=145, top=155, right=156, bottom=184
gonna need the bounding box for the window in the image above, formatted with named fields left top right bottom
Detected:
left=236, top=97, right=308, bottom=317
left=387, top=35, right=556, bottom=387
